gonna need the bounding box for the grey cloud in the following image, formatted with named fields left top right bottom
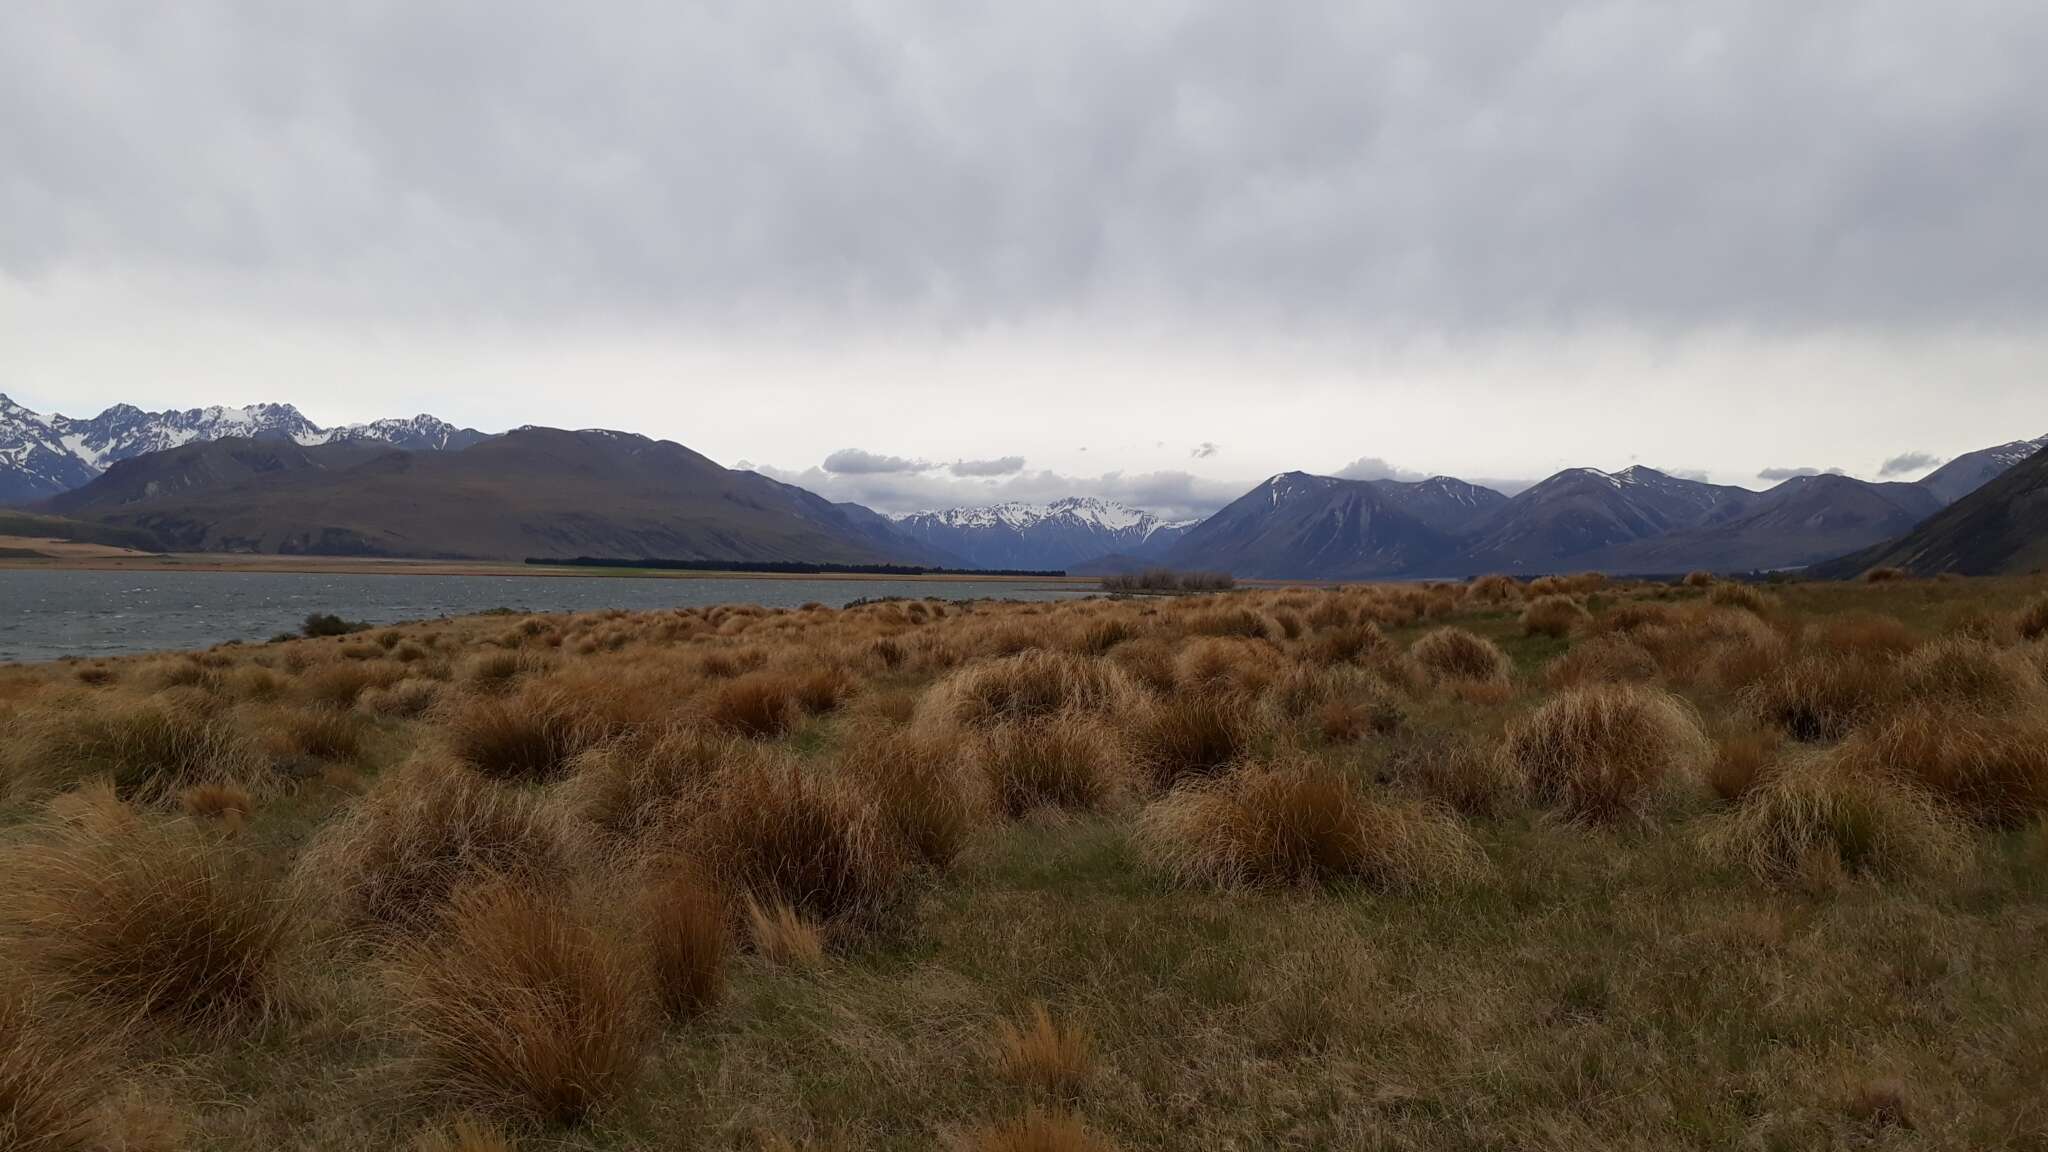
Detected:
left=950, top=456, right=1026, bottom=477
left=1758, top=465, right=1845, bottom=481
left=1191, top=442, right=1220, bottom=459
left=1334, top=456, right=1425, bottom=482
left=1878, top=451, right=1946, bottom=477
left=750, top=464, right=1243, bottom=523
left=4, top=3, right=2044, bottom=330
left=821, top=448, right=930, bottom=475
left=1665, top=468, right=1712, bottom=483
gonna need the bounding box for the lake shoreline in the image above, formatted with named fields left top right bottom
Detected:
left=0, top=549, right=1099, bottom=584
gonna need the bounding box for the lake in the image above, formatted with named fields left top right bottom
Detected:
left=0, top=570, right=1093, bottom=664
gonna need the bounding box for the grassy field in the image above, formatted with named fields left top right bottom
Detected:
left=2, top=573, right=2047, bottom=1150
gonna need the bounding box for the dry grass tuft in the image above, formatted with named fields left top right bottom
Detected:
left=1139, top=755, right=1481, bottom=891
left=1741, top=655, right=1899, bottom=742
left=1894, top=636, right=2046, bottom=714
left=1839, top=706, right=2048, bottom=826
left=389, top=878, right=654, bottom=1126
left=179, top=781, right=254, bottom=828
left=835, top=721, right=989, bottom=867
left=966, top=1110, right=1119, bottom=1152
left=1706, top=582, right=1775, bottom=614
left=1544, top=634, right=1660, bottom=688
left=1465, top=574, right=1520, bottom=605
left=921, top=652, right=1139, bottom=729
left=1520, top=595, right=1589, bottom=638
left=678, top=759, right=907, bottom=926
left=1, top=700, right=264, bottom=807
left=1500, top=684, right=1708, bottom=823
left=637, top=860, right=729, bottom=1019
left=1700, top=752, right=1973, bottom=884
left=441, top=688, right=599, bottom=782
left=1707, top=727, right=1779, bottom=803
left=2016, top=593, right=2048, bottom=641
left=744, top=896, right=826, bottom=968
left=1842, top=1079, right=1913, bottom=1132
left=1681, top=570, right=1714, bottom=588
left=977, top=714, right=1130, bottom=817
left=555, top=725, right=737, bottom=848
left=0, top=988, right=110, bottom=1151
left=994, top=1004, right=1093, bottom=1099
left=1130, top=694, right=1260, bottom=789
left=1306, top=621, right=1386, bottom=666
left=295, top=758, right=573, bottom=937
left=413, top=1116, right=518, bottom=1152
left=0, top=806, right=291, bottom=1029
left=1410, top=627, right=1513, bottom=687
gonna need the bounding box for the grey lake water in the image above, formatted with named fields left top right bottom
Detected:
left=0, top=570, right=1092, bottom=664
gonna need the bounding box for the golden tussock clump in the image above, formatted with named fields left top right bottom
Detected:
left=919, top=651, right=1141, bottom=729
left=0, top=797, right=292, bottom=1030
left=994, top=1003, right=1094, bottom=1099
left=635, top=859, right=729, bottom=1019
left=1130, top=693, right=1261, bottom=789
left=361, top=676, right=443, bottom=718
left=299, top=659, right=407, bottom=710
left=1499, top=684, right=1708, bottom=823
left=180, top=781, right=255, bottom=828
left=440, top=687, right=600, bottom=782
left=966, top=1110, right=1120, bottom=1152
left=1171, top=636, right=1284, bottom=697
left=413, top=1117, right=518, bottom=1152
left=744, top=896, right=826, bottom=968
left=1707, top=727, right=1780, bottom=803
left=1, top=698, right=265, bottom=807
left=1706, top=582, right=1776, bottom=614
left=554, top=725, right=738, bottom=849
left=1681, top=570, right=1715, bottom=588
left=1409, top=627, right=1513, bottom=688
left=0, top=987, right=113, bottom=1151
left=835, top=720, right=989, bottom=867
left=1519, top=595, right=1590, bottom=638
left=1544, top=634, right=1660, bottom=689
left=1838, top=706, right=2048, bottom=827
left=1137, top=755, right=1482, bottom=891
left=1388, top=734, right=1525, bottom=818
left=1700, top=752, right=1973, bottom=884
left=1305, top=620, right=1386, bottom=666
left=1740, top=654, right=1900, bottom=743
left=1178, top=606, right=1273, bottom=640
left=294, top=758, right=574, bottom=937
left=977, top=713, right=1131, bottom=817
left=2016, top=593, right=2048, bottom=642
left=1464, top=574, right=1520, bottom=605
left=1808, top=612, right=1918, bottom=661
left=1894, top=636, right=2047, bottom=714
left=388, top=878, right=655, bottom=1127
left=676, top=758, right=907, bottom=927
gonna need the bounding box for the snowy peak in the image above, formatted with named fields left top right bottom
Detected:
left=889, top=497, right=1197, bottom=570
left=0, top=396, right=487, bottom=504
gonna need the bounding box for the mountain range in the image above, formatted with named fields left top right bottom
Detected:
left=1816, top=442, right=2048, bottom=578
left=5, top=393, right=2042, bottom=578
left=0, top=395, right=485, bottom=504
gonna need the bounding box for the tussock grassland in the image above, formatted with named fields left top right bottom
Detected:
left=1, top=572, right=2047, bottom=1147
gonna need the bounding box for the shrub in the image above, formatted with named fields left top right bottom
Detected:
left=994, top=1004, right=1093, bottom=1099
left=1682, top=571, right=1714, bottom=588
left=677, top=759, right=908, bottom=927
left=0, top=803, right=291, bottom=1029
left=1839, top=707, right=2048, bottom=826
left=302, top=612, right=367, bottom=638
left=1138, top=755, right=1481, bottom=890
left=1100, top=569, right=1233, bottom=592
left=1520, top=596, right=1589, bottom=638
left=0, top=989, right=110, bottom=1151
left=1131, top=694, right=1260, bottom=789
left=294, top=758, right=573, bottom=937
left=441, top=688, right=596, bottom=781
left=389, top=879, right=654, bottom=1126
left=978, top=714, right=1130, bottom=817
left=1700, top=753, right=1972, bottom=883
left=1410, top=628, right=1513, bottom=687
left=1862, top=566, right=1908, bottom=583
left=637, top=861, right=729, bottom=1019
left=1500, top=684, right=1708, bottom=823
left=920, top=652, right=1139, bottom=729
left=835, top=722, right=989, bottom=867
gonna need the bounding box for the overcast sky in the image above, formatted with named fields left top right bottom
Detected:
left=3, top=2, right=2044, bottom=518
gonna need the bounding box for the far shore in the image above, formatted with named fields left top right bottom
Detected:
left=0, top=545, right=1102, bottom=584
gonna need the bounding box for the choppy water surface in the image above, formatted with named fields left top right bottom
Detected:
left=0, top=570, right=1090, bottom=663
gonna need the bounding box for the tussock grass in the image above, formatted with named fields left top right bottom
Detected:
left=1707, top=727, right=1779, bottom=803
left=835, top=721, right=989, bottom=867
left=1741, top=655, right=1900, bottom=742
left=1700, top=752, right=1973, bottom=884
left=440, top=688, right=597, bottom=781
left=1410, top=627, right=1513, bottom=688
left=413, top=1117, right=517, bottom=1152
left=555, top=725, right=736, bottom=848
left=1839, top=706, right=2048, bottom=826
left=1130, top=694, right=1260, bottom=789
left=920, top=652, right=1140, bottom=729
left=978, top=714, right=1130, bottom=817
left=967, top=1110, right=1119, bottom=1152
left=295, top=758, right=573, bottom=937
left=2017, top=593, right=2048, bottom=641
left=1, top=699, right=264, bottom=806
left=1138, top=755, right=1481, bottom=891
left=1544, top=634, right=1660, bottom=688
left=0, top=988, right=111, bottom=1151
left=994, top=1003, right=1093, bottom=1099
left=636, top=860, right=729, bottom=1019
left=1465, top=574, right=1520, bottom=605
left=1706, top=581, right=1775, bottom=614
left=0, top=799, right=291, bottom=1029
left=1894, top=636, right=2046, bottom=714
left=744, top=896, right=826, bottom=968
left=389, top=878, right=654, bottom=1126
left=1500, top=684, right=1708, bottom=823
left=1520, top=595, right=1589, bottom=638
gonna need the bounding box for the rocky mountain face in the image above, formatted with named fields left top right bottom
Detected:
left=1155, top=473, right=1464, bottom=580
left=1916, top=435, right=2048, bottom=505
left=1816, top=443, right=2048, bottom=577
left=41, top=427, right=942, bottom=565
left=0, top=394, right=486, bottom=504
left=887, top=497, right=1196, bottom=571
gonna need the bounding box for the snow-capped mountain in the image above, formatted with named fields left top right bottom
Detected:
left=1916, top=434, right=2048, bottom=505
left=888, top=496, right=1198, bottom=571
left=0, top=395, right=487, bottom=503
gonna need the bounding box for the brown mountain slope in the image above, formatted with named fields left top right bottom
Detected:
left=44, top=428, right=928, bottom=564
left=1815, top=444, right=2048, bottom=577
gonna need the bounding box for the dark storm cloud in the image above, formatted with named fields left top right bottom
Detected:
left=950, top=456, right=1026, bottom=477
left=821, top=448, right=930, bottom=475
left=1878, top=450, right=1946, bottom=477
left=4, top=2, right=2044, bottom=329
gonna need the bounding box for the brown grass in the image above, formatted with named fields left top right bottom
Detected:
left=994, top=1003, right=1093, bottom=1099
left=554, top=724, right=737, bottom=848
left=1130, top=694, right=1260, bottom=789
left=977, top=714, right=1130, bottom=817
left=1, top=699, right=264, bottom=807
left=1700, top=752, right=1973, bottom=883
left=0, top=801, right=291, bottom=1029
left=744, top=896, right=826, bottom=968
left=1138, top=755, right=1481, bottom=890
left=677, top=759, right=908, bottom=926
left=0, top=988, right=110, bottom=1151
left=179, top=781, right=255, bottom=828
left=921, top=652, right=1140, bottom=729
left=1894, top=636, right=2046, bottom=714
left=1520, top=595, right=1589, bottom=638
left=1707, top=727, right=1780, bottom=803
left=1544, top=634, right=1660, bottom=688
left=835, top=721, right=989, bottom=867
left=1465, top=574, right=1520, bottom=605
left=389, top=878, right=654, bottom=1126
left=1741, top=655, right=1900, bottom=742
left=637, top=860, right=729, bottom=1019
left=440, top=688, right=596, bottom=781
left=1500, top=684, right=1708, bottom=823
left=1410, top=627, right=1513, bottom=687
left=1839, top=706, right=2048, bottom=826
left=2016, top=593, right=2048, bottom=641
left=966, top=1110, right=1119, bottom=1152
left=413, top=1117, right=517, bottom=1152
left=295, top=758, right=573, bottom=937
